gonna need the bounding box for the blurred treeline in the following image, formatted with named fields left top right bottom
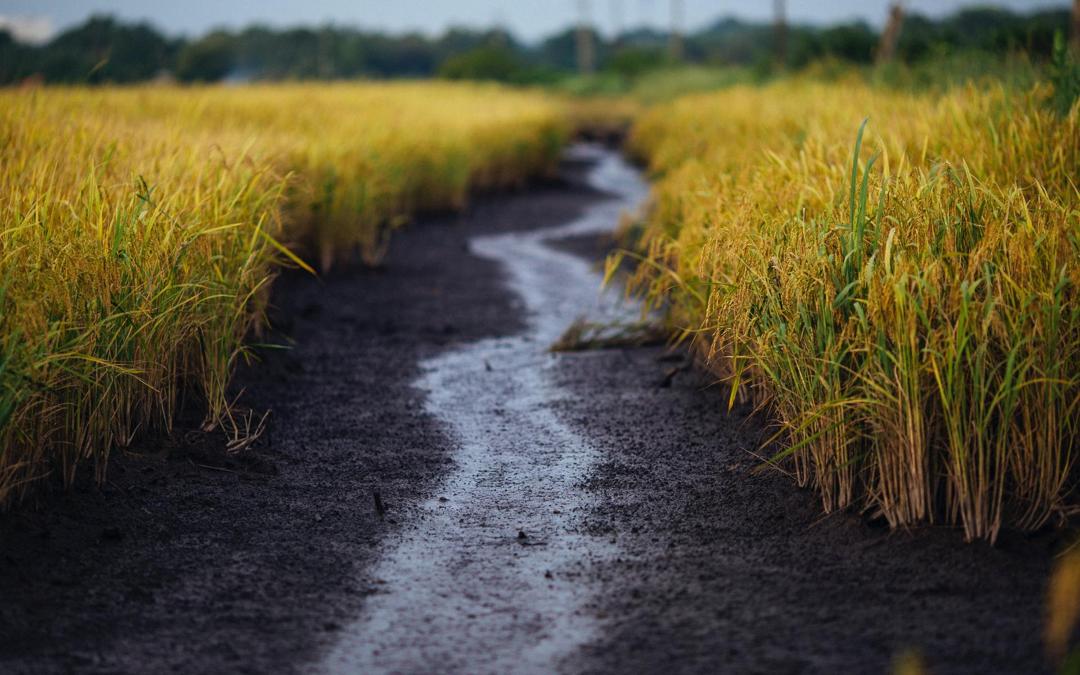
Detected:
left=0, top=7, right=1071, bottom=86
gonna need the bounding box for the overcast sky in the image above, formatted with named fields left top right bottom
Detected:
left=0, top=0, right=1069, bottom=44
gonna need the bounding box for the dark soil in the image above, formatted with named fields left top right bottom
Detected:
left=552, top=348, right=1062, bottom=675
left=0, top=151, right=1065, bottom=674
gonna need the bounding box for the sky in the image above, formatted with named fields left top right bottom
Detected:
left=0, top=0, right=1070, bottom=44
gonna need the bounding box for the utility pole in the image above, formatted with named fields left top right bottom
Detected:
left=668, top=0, right=684, bottom=62
left=876, top=2, right=905, bottom=64
left=773, top=0, right=787, bottom=68
left=577, top=0, right=596, bottom=74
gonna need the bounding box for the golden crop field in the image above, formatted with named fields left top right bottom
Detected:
left=0, top=82, right=566, bottom=507
left=623, top=79, right=1079, bottom=542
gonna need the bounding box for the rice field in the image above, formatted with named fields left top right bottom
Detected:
left=622, top=79, right=1079, bottom=542
left=3, top=72, right=1077, bottom=549
left=0, top=82, right=566, bottom=507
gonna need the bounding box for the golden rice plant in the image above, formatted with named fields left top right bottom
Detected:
left=0, top=82, right=566, bottom=507
left=623, top=79, right=1079, bottom=542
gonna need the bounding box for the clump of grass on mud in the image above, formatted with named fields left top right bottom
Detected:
left=0, top=82, right=566, bottom=508
left=550, top=317, right=667, bottom=352
left=623, top=79, right=1079, bottom=542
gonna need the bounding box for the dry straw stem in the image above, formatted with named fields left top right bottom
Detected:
left=626, top=78, right=1079, bottom=542
left=0, top=82, right=566, bottom=507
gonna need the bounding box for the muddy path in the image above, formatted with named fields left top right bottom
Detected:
left=0, top=146, right=1062, bottom=675
left=323, top=146, right=648, bottom=672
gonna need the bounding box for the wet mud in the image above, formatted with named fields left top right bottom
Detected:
left=323, top=147, right=647, bottom=672
left=553, top=349, right=1059, bottom=675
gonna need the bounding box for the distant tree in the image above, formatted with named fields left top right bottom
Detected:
left=227, top=26, right=317, bottom=79
left=437, top=28, right=516, bottom=61
left=361, top=33, right=438, bottom=77
left=176, top=31, right=234, bottom=82
left=0, top=30, right=37, bottom=83
left=896, top=8, right=1068, bottom=61
left=1074, top=0, right=1080, bottom=53
left=817, top=22, right=878, bottom=63
left=894, top=13, right=939, bottom=62
left=619, top=26, right=668, bottom=49
left=691, top=17, right=783, bottom=66
left=439, top=45, right=523, bottom=82
left=1051, top=29, right=1080, bottom=114
left=0, top=7, right=1072, bottom=87
left=540, top=28, right=607, bottom=72
left=1019, top=10, right=1072, bottom=57
left=258, top=28, right=320, bottom=78
left=605, top=47, right=666, bottom=78
left=38, top=15, right=177, bottom=83
left=438, top=27, right=493, bottom=56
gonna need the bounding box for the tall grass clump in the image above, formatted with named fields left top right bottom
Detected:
left=0, top=82, right=566, bottom=507
left=624, top=79, right=1079, bottom=542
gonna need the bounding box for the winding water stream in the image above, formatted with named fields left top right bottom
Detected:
left=321, top=146, right=649, bottom=674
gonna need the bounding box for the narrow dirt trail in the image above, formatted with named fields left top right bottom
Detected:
left=323, top=147, right=648, bottom=672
